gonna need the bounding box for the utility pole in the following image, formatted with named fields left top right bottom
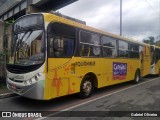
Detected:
left=120, top=0, right=122, bottom=36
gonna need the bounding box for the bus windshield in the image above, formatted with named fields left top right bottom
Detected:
left=8, top=29, right=44, bottom=66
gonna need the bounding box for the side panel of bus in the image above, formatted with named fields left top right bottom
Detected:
left=155, top=62, right=160, bottom=74
left=43, top=14, right=150, bottom=100
left=140, top=45, right=151, bottom=77
left=44, top=57, right=141, bottom=100
left=155, top=47, right=160, bottom=74
left=45, top=58, right=81, bottom=99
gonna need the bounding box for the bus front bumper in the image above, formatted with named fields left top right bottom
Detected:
left=7, top=77, right=45, bottom=100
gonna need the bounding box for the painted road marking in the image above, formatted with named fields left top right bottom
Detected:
left=36, top=77, right=160, bottom=119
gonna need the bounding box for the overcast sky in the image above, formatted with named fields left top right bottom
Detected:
left=58, top=0, right=160, bottom=42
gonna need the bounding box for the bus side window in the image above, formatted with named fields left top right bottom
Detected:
left=64, top=38, right=74, bottom=56
left=129, top=43, right=139, bottom=59
left=47, top=22, right=76, bottom=58
left=102, top=36, right=117, bottom=57
left=103, top=47, right=112, bottom=57
left=49, top=36, right=74, bottom=57
left=119, top=40, right=129, bottom=58
left=80, top=31, right=101, bottom=57
left=48, top=36, right=63, bottom=57
left=80, top=44, right=90, bottom=56
left=54, top=37, right=64, bottom=57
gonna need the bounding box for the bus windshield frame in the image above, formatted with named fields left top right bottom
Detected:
left=6, top=14, right=45, bottom=73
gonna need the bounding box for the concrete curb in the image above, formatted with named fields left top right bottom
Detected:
left=0, top=92, right=17, bottom=99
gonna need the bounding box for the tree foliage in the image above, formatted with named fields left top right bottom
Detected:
left=143, top=36, right=155, bottom=45
left=143, top=36, right=160, bottom=47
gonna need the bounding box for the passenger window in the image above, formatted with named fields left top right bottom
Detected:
left=49, top=36, right=74, bottom=57
left=129, top=43, right=139, bottom=51
left=47, top=22, right=75, bottom=58
left=102, top=36, right=118, bottom=57
left=129, top=43, right=139, bottom=59
left=119, top=40, right=129, bottom=58
left=80, top=31, right=101, bottom=57
left=119, top=40, right=128, bottom=50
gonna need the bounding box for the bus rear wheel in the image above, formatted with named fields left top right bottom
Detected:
left=79, top=76, right=94, bottom=98
left=133, top=70, right=140, bottom=84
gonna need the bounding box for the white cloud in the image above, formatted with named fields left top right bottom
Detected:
left=59, top=0, right=160, bottom=42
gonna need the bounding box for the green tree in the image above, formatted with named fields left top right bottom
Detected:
left=143, top=36, right=155, bottom=45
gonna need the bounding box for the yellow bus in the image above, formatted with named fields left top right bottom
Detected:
left=6, top=13, right=151, bottom=100
left=150, top=45, right=160, bottom=76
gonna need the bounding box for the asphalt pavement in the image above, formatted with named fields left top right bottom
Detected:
left=47, top=77, right=160, bottom=119
left=0, top=77, right=159, bottom=120
left=0, top=82, right=17, bottom=99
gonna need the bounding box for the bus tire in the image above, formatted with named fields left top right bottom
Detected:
left=133, top=70, right=140, bottom=84
left=79, top=76, right=94, bottom=98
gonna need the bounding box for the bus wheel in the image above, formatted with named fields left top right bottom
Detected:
left=133, top=70, right=140, bottom=84
left=79, top=76, right=93, bottom=98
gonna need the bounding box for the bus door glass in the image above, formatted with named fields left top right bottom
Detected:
left=139, top=46, right=144, bottom=75
left=150, top=46, right=155, bottom=65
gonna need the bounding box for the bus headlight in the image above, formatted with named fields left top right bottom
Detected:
left=29, top=79, right=32, bottom=84
left=24, top=73, right=42, bottom=86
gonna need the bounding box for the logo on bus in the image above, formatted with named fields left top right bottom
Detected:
left=113, top=62, right=127, bottom=80
left=75, top=61, right=95, bottom=67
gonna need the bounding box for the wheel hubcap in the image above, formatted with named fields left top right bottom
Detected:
left=136, top=75, right=139, bottom=82
left=83, top=81, right=92, bottom=96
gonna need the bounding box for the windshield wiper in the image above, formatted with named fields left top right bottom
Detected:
left=14, top=29, right=33, bottom=63
left=17, top=31, right=33, bottom=50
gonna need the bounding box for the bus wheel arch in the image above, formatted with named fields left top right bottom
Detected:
left=79, top=73, right=98, bottom=98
